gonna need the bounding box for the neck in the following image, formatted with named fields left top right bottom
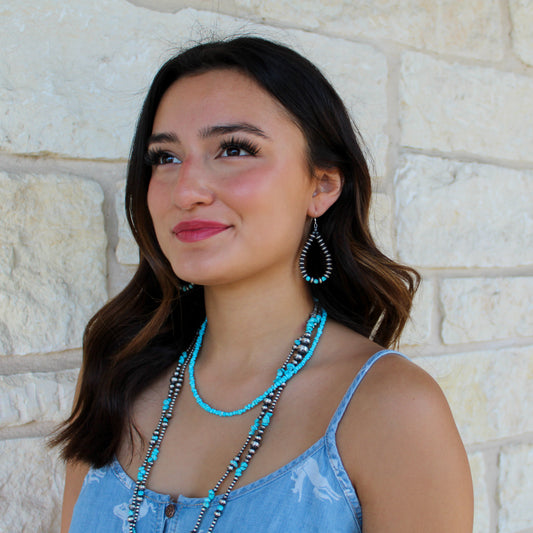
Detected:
left=200, top=273, right=315, bottom=372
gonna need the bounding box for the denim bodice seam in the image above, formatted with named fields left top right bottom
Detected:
left=110, top=435, right=328, bottom=508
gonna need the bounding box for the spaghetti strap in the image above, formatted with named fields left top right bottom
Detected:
left=323, top=349, right=409, bottom=523
left=326, top=349, right=408, bottom=436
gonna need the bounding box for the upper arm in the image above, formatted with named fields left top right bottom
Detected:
left=61, top=460, right=90, bottom=533
left=338, top=355, right=473, bottom=533
left=60, top=367, right=90, bottom=533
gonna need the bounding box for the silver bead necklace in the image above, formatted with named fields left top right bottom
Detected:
left=127, top=304, right=327, bottom=533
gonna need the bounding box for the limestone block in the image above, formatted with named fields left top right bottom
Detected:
left=395, top=154, right=533, bottom=268
left=510, top=0, right=533, bottom=66
left=294, top=0, right=504, bottom=61
left=0, top=3, right=224, bottom=159
left=0, top=172, right=107, bottom=355
left=130, top=0, right=504, bottom=61
left=0, top=437, right=64, bottom=533
left=369, top=193, right=394, bottom=258
left=468, top=452, right=490, bottom=533
left=400, top=52, right=533, bottom=162
left=441, top=277, right=533, bottom=344
left=498, top=444, right=533, bottom=533
left=418, top=346, right=533, bottom=445
left=115, top=180, right=139, bottom=265
left=0, top=370, right=78, bottom=429
left=1, top=2, right=388, bottom=172
left=399, top=279, right=433, bottom=347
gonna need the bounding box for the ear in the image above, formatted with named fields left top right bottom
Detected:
left=308, top=167, right=343, bottom=218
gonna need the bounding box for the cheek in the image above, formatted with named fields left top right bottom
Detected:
left=146, top=179, right=167, bottom=226
left=221, top=159, right=310, bottom=207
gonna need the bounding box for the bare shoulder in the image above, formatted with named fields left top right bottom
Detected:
left=337, top=352, right=473, bottom=533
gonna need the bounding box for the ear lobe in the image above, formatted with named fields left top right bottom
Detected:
left=308, top=167, right=343, bottom=217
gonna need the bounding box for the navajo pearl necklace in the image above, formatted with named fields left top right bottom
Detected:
left=128, top=304, right=327, bottom=533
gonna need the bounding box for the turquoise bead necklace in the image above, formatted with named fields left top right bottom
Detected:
left=188, top=306, right=326, bottom=417
left=128, top=304, right=327, bottom=533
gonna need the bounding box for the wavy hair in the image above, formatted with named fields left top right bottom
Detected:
left=51, top=36, right=419, bottom=466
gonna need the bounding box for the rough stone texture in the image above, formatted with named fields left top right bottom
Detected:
left=0, top=437, right=64, bottom=533
left=0, top=172, right=107, bottom=355
left=0, top=2, right=388, bottom=173
left=510, top=0, right=533, bottom=66
left=399, top=52, right=533, bottom=163
left=399, top=279, right=433, bottom=347
left=498, top=443, right=533, bottom=533
left=0, top=370, right=78, bottom=430
left=418, top=346, right=533, bottom=445
left=115, top=180, right=139, bottom=265
left=0, top=3, right=225, bottom=159
left=468, top=452, right=490, bottom=533
left=441, top=277, right=533, bottom=344
left=369, top=193, right=394, bottom=258
left=395, top=154, right=533, bottom=268
left=129, top=0, right=505, bottom=61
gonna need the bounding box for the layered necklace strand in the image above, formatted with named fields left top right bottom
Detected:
left=128, top=304, right=327, bottom=533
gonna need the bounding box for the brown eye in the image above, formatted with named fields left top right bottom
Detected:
left=158, top=153, right=181, bottom=165
left=145, top=150, right=181, bottom=167
left=221, top=145, right=248, bottom=157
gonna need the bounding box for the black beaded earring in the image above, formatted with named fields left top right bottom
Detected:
left=299, top=218, right=333, bottom=284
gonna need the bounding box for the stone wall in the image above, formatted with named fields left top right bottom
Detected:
left=1, top=1, right=531, bottom=531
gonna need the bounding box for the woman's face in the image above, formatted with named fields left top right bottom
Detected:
left=146, top=68, right=317, bottom=287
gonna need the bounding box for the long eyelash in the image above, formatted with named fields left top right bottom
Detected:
left=144, top=148, right=169, bottom=167
left=220, top=136, right=260, bottom=156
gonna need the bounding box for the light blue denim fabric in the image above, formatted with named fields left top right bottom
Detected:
left=70, top=350, right=404, bottom=532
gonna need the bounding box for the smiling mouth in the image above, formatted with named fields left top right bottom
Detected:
left=173, top=221, right=230, bottom=243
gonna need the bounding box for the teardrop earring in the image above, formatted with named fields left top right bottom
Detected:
left=299, top=218, right=333, bottom=284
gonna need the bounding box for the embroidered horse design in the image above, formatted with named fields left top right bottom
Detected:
left=291, top=457, right=341, bottom=502
left=114, top=500, right=154, bottom=532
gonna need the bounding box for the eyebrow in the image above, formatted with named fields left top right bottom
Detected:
left=147, top=123, right=270, bottom=147
left=147, top=132, right=178, bottom=145
left=199, top=123, right=269, bottom=139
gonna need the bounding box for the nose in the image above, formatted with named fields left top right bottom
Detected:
left=171, top=156, right=215, bottom=210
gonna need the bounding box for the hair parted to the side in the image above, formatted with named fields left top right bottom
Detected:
left=50, top=36, right=419, bottom=467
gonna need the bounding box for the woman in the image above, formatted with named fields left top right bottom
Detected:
left=54, top=37, right=473, bottom=532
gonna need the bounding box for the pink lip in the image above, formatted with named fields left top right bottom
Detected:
left=173, top=220, right=231, bottom=243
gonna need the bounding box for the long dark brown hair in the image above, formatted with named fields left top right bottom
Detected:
left=51, top=36, right=419, bottom=467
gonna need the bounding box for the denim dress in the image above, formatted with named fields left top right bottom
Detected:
left=70, top=350, right=404, bottom=532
